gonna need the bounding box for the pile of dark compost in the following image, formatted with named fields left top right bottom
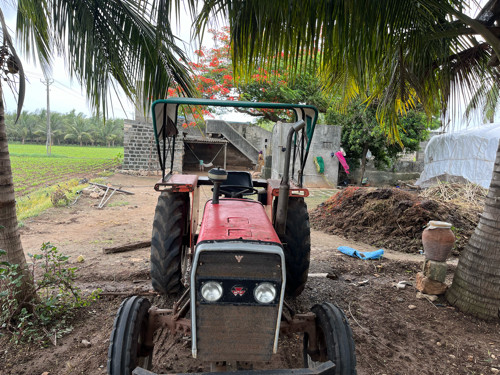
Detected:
left=310, top=187, right=480, bottom=254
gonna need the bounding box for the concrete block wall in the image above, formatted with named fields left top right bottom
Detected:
left=123, top=116, right=183, bottom=173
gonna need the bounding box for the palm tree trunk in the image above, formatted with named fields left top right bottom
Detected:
left=0, top=85, right=28, bottom=271
left=446, top=141, right=500, bottom=320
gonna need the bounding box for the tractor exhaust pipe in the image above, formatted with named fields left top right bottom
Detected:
left=275, top=120, right=305, bottom=236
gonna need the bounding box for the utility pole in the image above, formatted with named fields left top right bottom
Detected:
left=40, top=77, right=54, bottom=156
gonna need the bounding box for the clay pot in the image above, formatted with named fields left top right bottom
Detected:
left=422, top=221, right=455, bottom=262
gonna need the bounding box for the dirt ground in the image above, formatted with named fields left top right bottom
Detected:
left=1, top=173, right=499, bottom=375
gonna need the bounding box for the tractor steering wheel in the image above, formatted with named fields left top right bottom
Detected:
left=219, top=185, right=259, bottom=198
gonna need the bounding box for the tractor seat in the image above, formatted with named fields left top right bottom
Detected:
left=220, top=171, right=255, bottom=198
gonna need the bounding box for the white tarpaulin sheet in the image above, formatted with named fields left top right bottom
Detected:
left=416, top=123, right=500, bottom=188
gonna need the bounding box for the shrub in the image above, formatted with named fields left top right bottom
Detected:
left=0, top=244, right=100, bottom=345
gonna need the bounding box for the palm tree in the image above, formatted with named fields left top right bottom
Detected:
left=4, top=112, right=18, bottom=141
left=33, top=109, right=49, bottom=144
left=92, top=117, right=123, bottom=147
left=195, top=0, right=500, bottom=319
left=0, top=1, right=194, bottom=293
left=17, top=110, right=37, bottom=144
left=49, top=112, right=67, bottom=145
left=108, top=119, right=124, bottom=146
left=64, top=113, right=93, bottom=146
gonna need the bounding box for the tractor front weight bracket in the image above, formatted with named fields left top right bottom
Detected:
left=279, top=312, right=321, bottom=361
left=144, top=306, right=192, bottom=350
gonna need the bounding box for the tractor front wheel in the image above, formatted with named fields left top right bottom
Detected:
left=107, top=296, right=153, bottom=375
left=151, top=192, right=189, bottom=294
left=275, top=197, right=311, bottom=297
left=303, top=302, right=357, bottom=375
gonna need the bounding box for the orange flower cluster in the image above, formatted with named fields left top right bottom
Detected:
left=182, top=122, right=197, bottom=128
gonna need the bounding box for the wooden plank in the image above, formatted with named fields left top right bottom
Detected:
left=103, top=240, right=151, bottom=254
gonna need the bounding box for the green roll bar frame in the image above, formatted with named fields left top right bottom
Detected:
left=151, top=98, right=319, bottom=187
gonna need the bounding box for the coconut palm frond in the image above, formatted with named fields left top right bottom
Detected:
left=464, top=69, right=500, bottom=122
left=16, top=0, right=51, bottom=74
left=16, top=0, right=195, bottom=118
left=195, top=0, right=500, bottom=139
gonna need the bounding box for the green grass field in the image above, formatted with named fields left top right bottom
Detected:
left=9, top=143, right=123, bottom=196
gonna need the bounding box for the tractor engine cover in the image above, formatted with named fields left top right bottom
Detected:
left=191, top=199, right=285, bottom=362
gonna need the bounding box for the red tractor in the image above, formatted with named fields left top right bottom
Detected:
left=107, top=98, right=356, bottom=375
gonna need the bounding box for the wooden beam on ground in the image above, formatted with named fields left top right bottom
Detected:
left=103, top=240, right=151, bottom=254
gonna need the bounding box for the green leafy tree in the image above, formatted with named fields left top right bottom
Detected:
left=327, top=101, right=439, bottom=185
left=238, top=71, right=329, bottom=122
left=187, top=27, right=331, bottom=123
left=196, top=0, right=500, bottom=319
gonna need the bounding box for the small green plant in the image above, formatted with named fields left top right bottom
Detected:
left=0, top=244, right=100, bottom=345
left=450, top=226, right=461, bottom=240
left=450, top=226, right=462, bottom=250
left=113, top=151, right=123, bottom=163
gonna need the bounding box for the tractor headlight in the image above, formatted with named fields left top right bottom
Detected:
left=201, top=281, right=223, bottom=302
left=254, top=282, right=276, bottom=304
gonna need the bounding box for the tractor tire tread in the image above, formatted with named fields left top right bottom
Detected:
left=107, top=296, right=151, bottom=375
left=281, top=197, right=311, bottom=297
left=311, top=302, right=357, bottom=375
left=150, top=192, right=189, bottom=295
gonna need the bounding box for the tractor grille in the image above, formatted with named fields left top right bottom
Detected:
left=194, top=248, right=283, bottom=362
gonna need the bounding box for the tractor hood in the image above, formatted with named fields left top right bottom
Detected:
left=197, top=198, right=281, bottom=244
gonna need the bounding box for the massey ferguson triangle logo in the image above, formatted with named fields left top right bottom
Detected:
left=231, top=285, right=246, bottom=296
left=235, top=255, right=244, bottom=263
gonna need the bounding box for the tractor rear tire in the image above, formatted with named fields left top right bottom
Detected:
left=107, top=296, right=153, bottom=375
left=151, top=192, right=189, bottom=295
left=304, top=302, right=357, bottom=375
left=275, top=197, right=311, bottom=297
